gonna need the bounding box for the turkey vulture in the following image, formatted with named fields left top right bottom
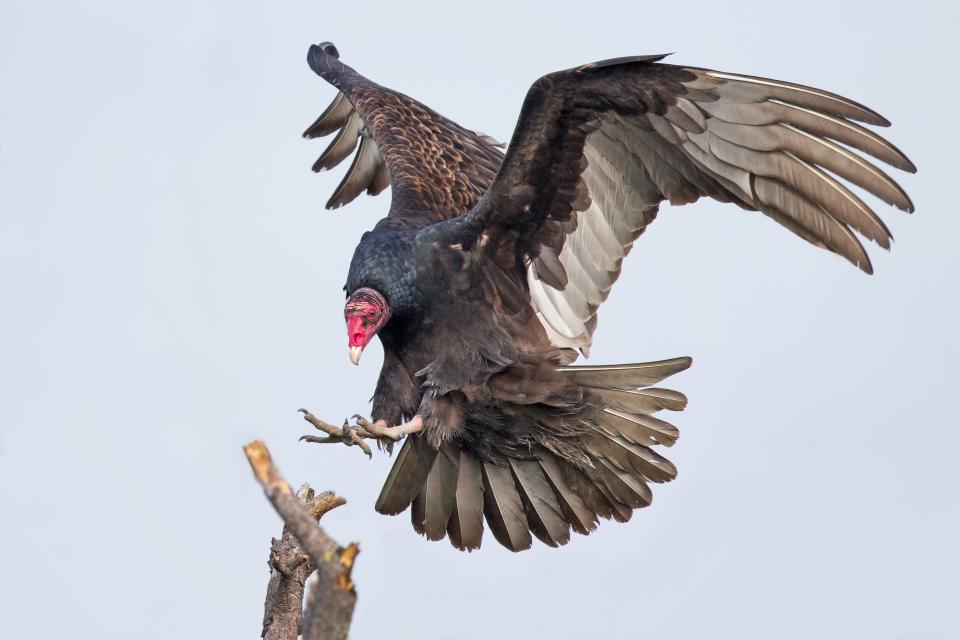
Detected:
left=302, top=42, right=914, bottom=552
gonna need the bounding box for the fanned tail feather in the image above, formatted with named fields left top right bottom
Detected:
left=375, top=356, right=691, bottom=551
left=374, top=436, right=437, bottom=515
left=447, top=451, right=485, bottom=550
left=557, top=356, right=692, bottom=388
left=509, top=459, right=571, bottom=547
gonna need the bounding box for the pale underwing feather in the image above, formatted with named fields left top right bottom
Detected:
left=525, top=66, right=912, bottom=355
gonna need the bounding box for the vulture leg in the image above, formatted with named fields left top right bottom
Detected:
left=298, top=407, right=373, bottom=457
left=353, top=414, right=424, bottom=442
left=296, top=409, right=422, bottom=455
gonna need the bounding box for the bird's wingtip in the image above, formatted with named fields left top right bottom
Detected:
left=316, top=41, right=340, bottom=59
left=307, top=41, right=341, bottom=75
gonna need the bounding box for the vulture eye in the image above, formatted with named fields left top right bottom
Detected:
left=368, top=309, right=377, bottom=318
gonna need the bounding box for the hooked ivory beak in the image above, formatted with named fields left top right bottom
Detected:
left=349, top=345, right=363, bottom=365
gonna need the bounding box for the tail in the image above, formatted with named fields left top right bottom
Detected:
left=375, top=356, right=692, bottom=552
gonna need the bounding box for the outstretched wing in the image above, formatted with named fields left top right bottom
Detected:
left=436, top=54, right=915, bottom=354
left=304, top=43, right=504, bottom=228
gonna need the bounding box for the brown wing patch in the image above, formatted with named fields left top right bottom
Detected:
left=306, top=46, right=504, bottom=227
left=348, top=85, right=503, bottom=222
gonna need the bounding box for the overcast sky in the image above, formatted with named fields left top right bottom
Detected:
left=1, top=1, right=957, bottom=639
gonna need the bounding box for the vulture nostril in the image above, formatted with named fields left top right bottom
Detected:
left=352, top=333, right=364, bottom=344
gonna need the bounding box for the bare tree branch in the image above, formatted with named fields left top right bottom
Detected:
left=244, top=440, right=359, bottom=640
left=302, top=540, right=359, bottom=640
left=260, top=484, right=345, bottom=640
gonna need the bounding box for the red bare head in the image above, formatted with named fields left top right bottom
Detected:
left=344, top=287, right=390, bottom=365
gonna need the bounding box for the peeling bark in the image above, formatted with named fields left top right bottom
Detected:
left=245, top=441, right=359, bottom=640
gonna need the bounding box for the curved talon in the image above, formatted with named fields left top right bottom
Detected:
left=300, top=435, right=342, bottom=444
left=296, top=408, right=373, bottom=457
left=352, top=415, right=373, bottom=430
left=298, top=408, right=309, bottom=414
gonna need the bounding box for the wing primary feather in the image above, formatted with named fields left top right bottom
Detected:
left=326, top=134, right=382, bottom=209
left=698, top=98, right=915, bottom=173
left=705, top=120, right=913, bottom=212
left=312, top=111, right=362, bottom=173
left=367, top=153, right=390, bottom=196
left=782, top=151, right=893, bottom=248
left=303, top=92, right=353, bottom=139
left=702, top=70, right=891, bottom=126
left=752, top=175, right=873, bottom=273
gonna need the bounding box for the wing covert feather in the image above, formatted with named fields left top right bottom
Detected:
left=305, top=43, right=504, bottom=227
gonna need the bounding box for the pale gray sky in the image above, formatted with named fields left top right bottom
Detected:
left=1, top=1, right=957, bottom=638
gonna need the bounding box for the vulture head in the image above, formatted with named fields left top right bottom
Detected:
left=344, top=287, right=390, bottom=365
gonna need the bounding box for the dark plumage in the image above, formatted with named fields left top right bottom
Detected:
left=303, top=42, right=915, bottom=551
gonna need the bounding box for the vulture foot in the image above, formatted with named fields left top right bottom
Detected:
left=298, top=408, right=372, bottom=458
left=297, top=409, right=423, bottom=457
left=352, top=414, right=423, bottom=442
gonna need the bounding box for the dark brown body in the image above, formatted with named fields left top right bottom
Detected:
left=303, top=42, right=913, bottom=551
